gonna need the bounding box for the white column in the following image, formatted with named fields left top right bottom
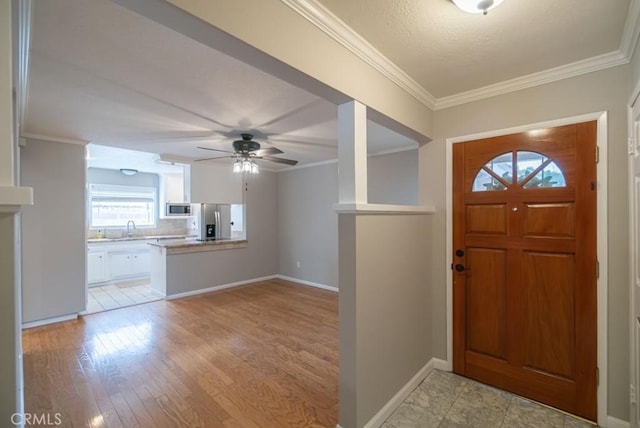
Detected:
left=338, top=100, right=368, bottom=204
left=0, top=0, right=14, bottom=187
left=0, top=0, right=20, bottom=423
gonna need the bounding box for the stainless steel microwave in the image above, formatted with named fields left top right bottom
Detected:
left=165, top=203, right=192, bottom=217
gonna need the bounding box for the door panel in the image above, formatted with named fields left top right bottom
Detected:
left=466, top=248, right=507, bottom=360
left=466, top=204, right=508, bottom=234
left=453, top=122, right=597, bottom=421
left=522, top=252, right=575, bottom=379
left=522, top=203, right=575, bottom=237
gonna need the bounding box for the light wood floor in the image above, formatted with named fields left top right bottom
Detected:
left=23, top=279, right=338, bottom=427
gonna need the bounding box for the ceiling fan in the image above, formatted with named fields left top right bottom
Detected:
left=195, top=133, right=298, bottom=173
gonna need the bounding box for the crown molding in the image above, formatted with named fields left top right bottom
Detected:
left=434, top=50, right=629, bottom=110
left=620, top=0, right=640, bottom=59
left=20, top=133, right=89, bottom=146
left=281, top=0, right=640, bottom=112
left=158, top=153, right=194, bottom=165
left=368, top=144, right=418, bottom=158
left=280, top=0, right=437, bottom=109
left=275, top=157, right=338, bottom=173
left=274, top=144, right=418, bottom=173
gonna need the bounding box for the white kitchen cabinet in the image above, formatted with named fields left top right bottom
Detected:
left=88, top=241, right=152, bottom=284
left=159, top=170, right=189, bottom=218
left=109, top=248, right=151, bottom=280
left=132, top=251, right=151, bottom=276
left=162, top=172, right=185, bottom=203
left=87, top=249, right=106, bottom=284
left=109, top=252, right=133, bottom=279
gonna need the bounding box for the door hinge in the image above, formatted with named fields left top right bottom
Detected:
left=596, top=367, right=599, bottom=386
left=595, top=146, right=600, bottom=163
left=631, top=384, right=637, bottom=404
left=596, top=260, right=600, bottom=279
left=629, top=138, right=636, bottom=156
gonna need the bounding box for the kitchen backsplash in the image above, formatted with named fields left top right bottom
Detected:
left=87, top=218, right=192, bottom=239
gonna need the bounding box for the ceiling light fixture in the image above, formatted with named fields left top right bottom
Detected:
left=119, top=168, right=138, bottom=176
left=452, top=0, right=504, bottom=15
left=233, top=156, right=259, bottom=174
left=232, top=159, right=242, bottom=173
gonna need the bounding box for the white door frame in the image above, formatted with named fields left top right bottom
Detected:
left=628, top=80, right=640, bottom=428
left=444, top=112, right=608, bottom=426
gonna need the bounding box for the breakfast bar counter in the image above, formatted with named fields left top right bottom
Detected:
left=148, top=238, right=247, bottom=255
left=149, top=238, right=250, bottom=299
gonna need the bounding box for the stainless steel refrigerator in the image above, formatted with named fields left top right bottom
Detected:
left=194, top=203, right=231, bottom=241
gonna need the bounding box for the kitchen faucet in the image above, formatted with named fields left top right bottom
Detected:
left=126, top=220, right=136, bottom=237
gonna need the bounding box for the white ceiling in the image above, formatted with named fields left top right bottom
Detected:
left=316, top=0, right=631, bottom=98
left=23, top=0, right=634, bottom=170
left=24, top=0, right=416, bottom=171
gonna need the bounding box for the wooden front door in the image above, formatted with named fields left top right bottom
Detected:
left=452, top=122, right=597, bottom=421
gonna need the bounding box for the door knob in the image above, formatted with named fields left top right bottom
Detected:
left=455, top=264, right=465, bottom=272
left=455, top=249, right=464, bottom=257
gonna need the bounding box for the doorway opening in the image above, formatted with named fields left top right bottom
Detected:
left=85, top=144, right=192, bottom=314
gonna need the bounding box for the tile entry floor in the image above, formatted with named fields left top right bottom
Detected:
left=382, top=370, right=595, bottom=428
left=86, top=279, right=161, bottom=314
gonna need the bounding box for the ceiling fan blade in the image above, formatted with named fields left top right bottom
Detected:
left=197, top=146, right=235, bottom=154
left=194, top=155, right=233, bottom=162
left=260, top=155, right=298, bottom=166
left=253, top=147, right=283, bottom=156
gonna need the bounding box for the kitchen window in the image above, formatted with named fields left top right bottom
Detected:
left=89, top=184, right=157, bottom=228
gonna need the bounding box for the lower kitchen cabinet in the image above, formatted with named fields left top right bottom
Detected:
left=87, top=250, right=106, bottom=283
left=88, top=241, right=152, bottom=285
left=109, top=250, right=151, bottom=279
left=132, top=251, right=150, bottom=275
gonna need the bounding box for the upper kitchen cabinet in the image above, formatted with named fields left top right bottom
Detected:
left=159, top=171, right=187, bottom=204
left=190, top=163, right=243, bottom=204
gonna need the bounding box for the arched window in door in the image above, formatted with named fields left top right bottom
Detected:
left=472, top=151, right=566, bottom=192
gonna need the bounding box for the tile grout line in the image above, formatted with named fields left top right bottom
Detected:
left=435, top=371, right=469, bottom=427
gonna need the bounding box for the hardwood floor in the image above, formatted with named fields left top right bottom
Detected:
left=23, top=279, right=339, bottom=428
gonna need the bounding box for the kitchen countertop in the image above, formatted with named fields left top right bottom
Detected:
left=149, top=238, right=248, bottom=255
left=88, top=234, right=196, bottom=243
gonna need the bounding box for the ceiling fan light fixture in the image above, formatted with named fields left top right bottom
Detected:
left=242, top=159, right=252, bottom=173
left=232, top=159, right=242, bottom=173
left=251, top=161, right=259, bottom=174
left=451, top=0, right=503, bottom=15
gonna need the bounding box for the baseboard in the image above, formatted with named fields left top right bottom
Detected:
left=165, top=275, right=279, bottom=300
left=22, top=313, right=78, bottom=329
left=607, top=416, right=630, bottom=428
left=277, top=275, right=339, bottom=292
left=363, top=358, right=437, bottom=428
left=148, top=288, right=166, bottom=299
left=433, top=358, right=449, bottom=371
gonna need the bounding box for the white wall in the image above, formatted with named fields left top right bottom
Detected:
left=21, top=139, right=86, bottom=323
left=277, top=151, right=420, bottom=289
left=190, top=162, right=243, bottom=204
left=339, top=213, right=433, bottom=427
left=278, top=163, right=339, bottom=288
left=368, top=149, right=419, bottom=205
left=424, top=64, right=630, bottom=420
